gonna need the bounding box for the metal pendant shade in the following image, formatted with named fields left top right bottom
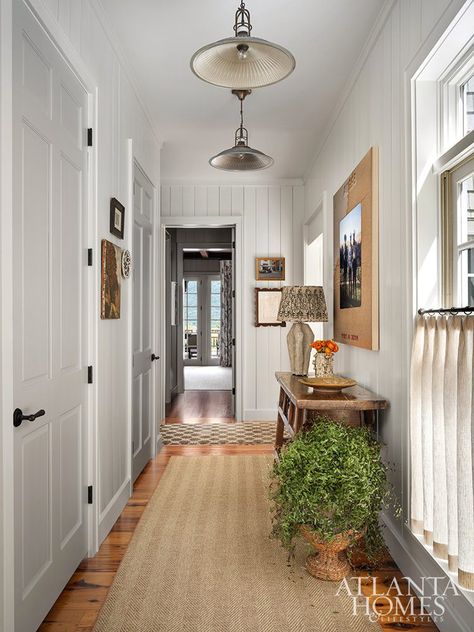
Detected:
left=191, top=2, right=295, bottom=89
left=209, top=90, right=273, bottom=172
left=209, top=144, right=274, bottom=171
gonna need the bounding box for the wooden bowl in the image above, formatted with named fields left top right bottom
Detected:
left=299, top=376, right=357, bottom=392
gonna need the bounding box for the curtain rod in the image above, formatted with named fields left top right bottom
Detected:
left=418, top=306, right=474, bottom=315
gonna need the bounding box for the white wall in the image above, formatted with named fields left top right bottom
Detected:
left=304, top=0, right=474, bottom=629
left=161, top=183, right=304, bottom=420
left=28, top=0, right=161, bottom=543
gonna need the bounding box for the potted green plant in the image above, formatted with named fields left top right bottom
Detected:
left=271, top=417, right=392, bottom=581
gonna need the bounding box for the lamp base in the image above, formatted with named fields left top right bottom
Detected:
left=287, top=322, right=314, bottom=376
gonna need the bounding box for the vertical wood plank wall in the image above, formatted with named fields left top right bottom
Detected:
left=304, top=0, right=463, bottom=571
left=161, top=183, right=305, bottom=420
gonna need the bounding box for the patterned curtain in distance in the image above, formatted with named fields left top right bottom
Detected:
left=219, top=260, right=232, bottom=367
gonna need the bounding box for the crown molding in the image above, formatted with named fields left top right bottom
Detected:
left=161, top=178, right=304, bottom=187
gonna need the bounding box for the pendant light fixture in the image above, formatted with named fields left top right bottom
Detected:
left=209, top=90, right=273, bottom=171
left=191, top=2, right=295, bottom=90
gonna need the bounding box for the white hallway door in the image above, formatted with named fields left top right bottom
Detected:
left=12, top=2, right=90, bottom=631
left=132, top=163, right=155, bottom=481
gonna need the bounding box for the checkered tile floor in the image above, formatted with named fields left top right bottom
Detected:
left=161, top=422, right=277, bottom=445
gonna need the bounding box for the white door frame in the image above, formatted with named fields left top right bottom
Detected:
left=160, top=216, right=243, bottom=421
left=1, top=2, right=99, bottom=627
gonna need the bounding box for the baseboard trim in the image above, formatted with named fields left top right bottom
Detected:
left=243, top=409, right=277, bottom=422
left=98, top=479, right=130, bottom=545
left=156, top=432, right=164, bottom=454
left=382, top=512, right=474, bottom=632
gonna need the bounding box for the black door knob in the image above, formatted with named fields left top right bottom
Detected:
left=13, top=408, right=45, bottom=428
left=151, top=353, right=160, bottom=361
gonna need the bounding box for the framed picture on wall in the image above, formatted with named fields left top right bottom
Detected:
left=101, top=239, right=122, bottom=319
left=333, top=147, right=379, bottom=350
left=110, top=197, right=125, bottom=239
left=255, top=257, right=285, bottom=281
left=255, top=288, right=286, bottom=327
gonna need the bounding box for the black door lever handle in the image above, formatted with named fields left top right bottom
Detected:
left=151, top=353, right=160, bottom=361
left=13, top=408, right=45, bottom=428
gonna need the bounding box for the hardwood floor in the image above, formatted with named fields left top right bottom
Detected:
left=165, top=389, right=234, bottom=422
left=39, top=440, right=440, bottom=632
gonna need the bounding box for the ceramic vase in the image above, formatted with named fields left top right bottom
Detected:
left=313, top=353, right=334, bottom=377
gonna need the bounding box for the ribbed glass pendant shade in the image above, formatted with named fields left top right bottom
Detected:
left=191, top=37, right=295, bottom=89
left=191, top=2, right=295, bottom=89
left=209, top=143, right=274, bottom=171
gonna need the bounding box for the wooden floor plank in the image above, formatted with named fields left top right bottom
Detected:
left=165, top=390, right=234, bottom=420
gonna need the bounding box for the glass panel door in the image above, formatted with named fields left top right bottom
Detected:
left=209, top=277, right=221, bottom=365
left=183, top=278, right=200, bottom=364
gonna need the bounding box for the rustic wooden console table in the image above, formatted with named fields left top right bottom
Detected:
left=275, top=371, right=388, bottom=451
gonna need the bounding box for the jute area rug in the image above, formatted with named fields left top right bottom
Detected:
left=93, top=456, right=379, bottom=632
left=161, top=422, right=276, bottom=445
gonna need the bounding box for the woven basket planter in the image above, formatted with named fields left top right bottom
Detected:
left=299, top=526, right=361, bottom=581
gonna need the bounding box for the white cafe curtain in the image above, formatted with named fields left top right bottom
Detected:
left=410, top=315, right=474, bottom=589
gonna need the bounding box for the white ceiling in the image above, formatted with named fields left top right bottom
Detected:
left=100, top=0, right=385, bottom=182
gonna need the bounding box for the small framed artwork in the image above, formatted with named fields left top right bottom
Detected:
left=110, top=197, right=125, bottom=239
left=255, top=288, right=286, bottom=327
left=101, top=239, right=122, bottom=319
left=255, top=257, right=285, bottom=281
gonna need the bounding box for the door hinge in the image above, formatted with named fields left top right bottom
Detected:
left=87, top=128, right=93, bottom=147
left=232, top=241, right=235, bottom=249
left=232, top=289, right=235, bottom=298
left=88, top=485, right=93, bottom=504
left=232, top=338, right=235, bottom=346
left=232, top=387, right=235, bottom=395
left=87, top=365, right=93, bottom=384
left=87, top=248, right=93, bottom=266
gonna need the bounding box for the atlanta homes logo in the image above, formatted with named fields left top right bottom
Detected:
left=336, top=576, right=460, bottom=624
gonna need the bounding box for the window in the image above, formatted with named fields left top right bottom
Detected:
left=210, top=278, right=221, bottom=360
left=456, top=165, right=474, bottom=303
left=442, top=156, right=474, bottom=305
left=462, top=74, right=474, bottom=135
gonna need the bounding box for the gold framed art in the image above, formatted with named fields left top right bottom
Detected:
left=255, top=257, right=285, bottom=281
left=333, top=147, right=379, bottom=350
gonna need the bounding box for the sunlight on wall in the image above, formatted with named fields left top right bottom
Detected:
left=418, top=238, right=439, bottom=307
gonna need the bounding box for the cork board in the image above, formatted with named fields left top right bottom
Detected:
left=333, top=147, right=379, bottom=350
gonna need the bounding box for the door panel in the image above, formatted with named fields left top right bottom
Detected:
left=13, top=2, right=89, bottom=630
left=132, top=164, right=155, bottom=481
left=231, top=229, right=236, bottom=415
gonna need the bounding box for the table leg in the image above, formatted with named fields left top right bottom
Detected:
left=294, top=407, right=305, bottom=435
left=275, top=387, right=285, bottom=451
left=287, top=401, right=295, bottom=432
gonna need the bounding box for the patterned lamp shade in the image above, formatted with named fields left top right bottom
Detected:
left=277, top=286, right=328, bottom=323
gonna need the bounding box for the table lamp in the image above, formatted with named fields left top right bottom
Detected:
left=277, top=286, right=328, bottom=376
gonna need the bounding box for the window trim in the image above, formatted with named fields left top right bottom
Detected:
left=439, top=43, right=474, bottom=152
